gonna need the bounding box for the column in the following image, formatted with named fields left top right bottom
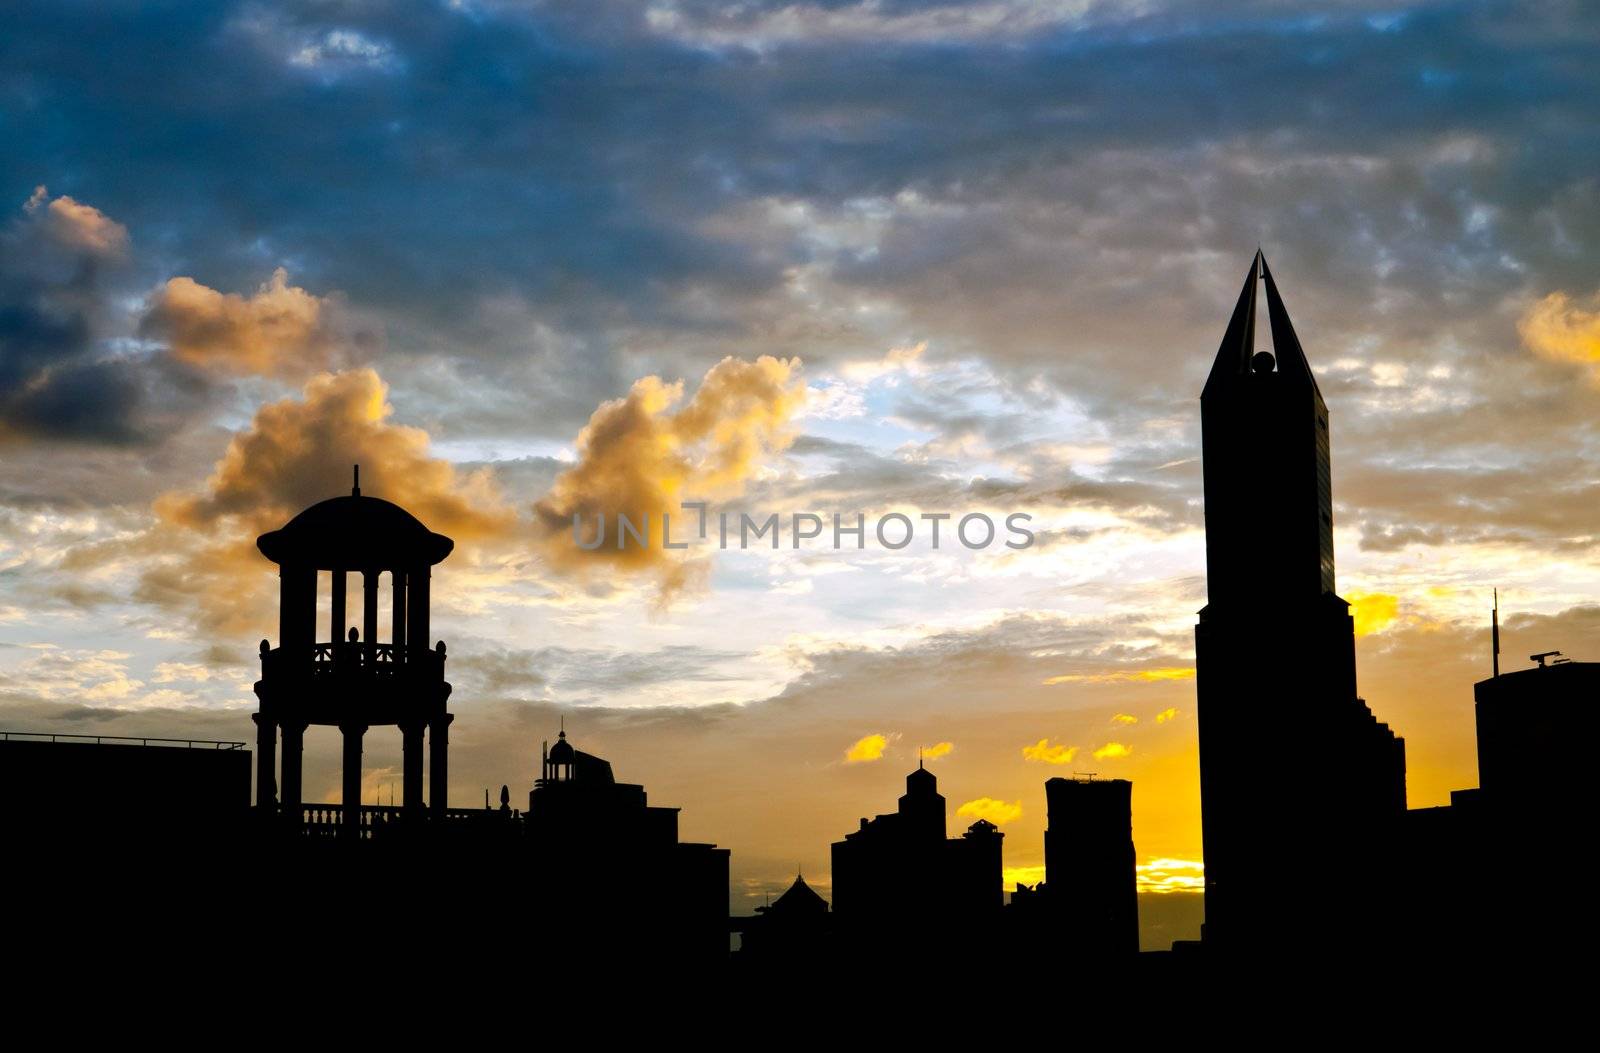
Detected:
left=341, top=723, right=367, bottom=836
left=429, top=714, right=453, bottom=818
left=391, top=569, right=407, bottom=661
left=402, top=722, right=426, bottom=823
left=363, top=569, right=379, bottom=658
left=279, top=563, right=316, bottom=669
left=280, top=721, right=306, bottom=827
left=252, top=713, right=276, bottom=815
left=330, top=567, right=346, bottom=644
left=406, top=566, right=430, bottom=656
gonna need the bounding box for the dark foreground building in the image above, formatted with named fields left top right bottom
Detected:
left=735, top=872, right=832, bottom=962
left=830, top=762, right=1003, bottom=950
left=2, top=476, right=730, bottom=968
left=1400, top=651, right=1597, bottom=954
left=1195, top=252, right=1407, bottom=952
left=1045, top=777, right=1139, bottom=953
left=524, top=728, right=730, bottom=961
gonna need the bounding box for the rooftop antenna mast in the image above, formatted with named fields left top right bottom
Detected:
left=1492, top=588, right=1500, bottom=678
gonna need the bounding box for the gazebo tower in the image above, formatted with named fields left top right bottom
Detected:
left=252, top=467, right=455, bottom=834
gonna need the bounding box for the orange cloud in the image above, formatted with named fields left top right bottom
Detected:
left=1345, top=591, right=1400, bottom=637
left=1022, top=738, right=1079, bottom=765
left=145, top=368, right=515, bottom=636
left=1092, top=742, right=1133, bottom=760
left=919, top=741, right=954, bottom=760
left=533, top=355, right=806, bottom=605
left=845, top=733, right=889, bottom=763
left=1519, top=289, right=1600, bottom=377
left=1155, top=707, right=1178, bottom=724
left=142, top=267, right=344, bottom=378
left=25, top=185, right=127, bottom=256
left=956, top=797, right=1022, bottom=825
left=1111, top=713, right=1138, bottom=725
left=1002, top=864, right=1047, bottom=890
left=1043, top=667, right=1194, bottom=685
left=1136, top=858, right=1205, bottom=893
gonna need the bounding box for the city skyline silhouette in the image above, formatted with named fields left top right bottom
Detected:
left=6, top=5, right=1599, bottom=1007
left=4, top=250, right=1579, bottom=971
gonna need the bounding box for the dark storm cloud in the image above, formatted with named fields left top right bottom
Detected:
left=6, top=3, right=1592, bottom=360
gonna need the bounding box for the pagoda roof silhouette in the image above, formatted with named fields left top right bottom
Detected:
left=768, top=873, right=828, bottom=916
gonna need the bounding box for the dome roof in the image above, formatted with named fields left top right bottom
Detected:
left=548, top=730, right=575, bottom=764
left=256, top=486, right=454, bottom=570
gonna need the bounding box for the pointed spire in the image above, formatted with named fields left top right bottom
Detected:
left=1203, top=251, right=1322, bottom=398
left=1260, top=256, right=1320, bottom=393
left=1203, top=251, right=1261, bottom=399
left=351, top=464, right=361, bottom=497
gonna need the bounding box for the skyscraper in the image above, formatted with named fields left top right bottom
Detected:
left=1195, top=252, right=1407, bottom=951
left=1044, top=777, right=1139, bottom=955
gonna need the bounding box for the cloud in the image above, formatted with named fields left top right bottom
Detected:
left=1346, top=591, right=1401, bottom=637
left=1111, top=712, right=1138, bottom=725
left=956, top=797, right=1022, bottom=825
left=532, top=355, right=806, bottom=604
left=1135, top=857, right=1205, bottom=894
left=140, top=267, right=347, bottom=378
left=1154, top=707, right=1178, bottom=724
left=919, top=740, right=953, bottom=760
left=1519, top=289, right=1600, bottom=380
left=1044, top=667, right=1194, bottom=685
left=844, top=732, right=889, bottom=763
left=0, top=646, right=194, bottom=709
left=1021, top=738, right=1078, bottom=765
left=142, top=368, right=515, bottom=636
left=1002, top=864, right=1048, bottom=890
left=159, top=368, right=512, bottom=541
left=1092, top=741, right=1133, bottom=760
left=0, top=186, right=185, bottom=445
left=25, top=185, right=128, bottom=255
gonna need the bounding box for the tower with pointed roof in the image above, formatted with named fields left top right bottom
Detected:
left=1195, top=254, right=1407, bottom=951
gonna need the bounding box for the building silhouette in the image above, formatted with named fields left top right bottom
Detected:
left=1400, top=646, right=1596, bottom=954
left=1195, top=252, right=1407, bottom=951
left=0, top=732, right=250, bottom=847
left=830, top=762, right=1003, bottom=949
left=524, top=727, right=731, bottom=961
left=253, top=466, right=455, bottom=833
left=1046, top=776, right=1140, bottom=954
left=735, top=872, right=833, bottom=962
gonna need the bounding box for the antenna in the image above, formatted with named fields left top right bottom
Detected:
left=1492, top=588, right=1500, bottom=678
left=352, top=464, right=361, bottom=497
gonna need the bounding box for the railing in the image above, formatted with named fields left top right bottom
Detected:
left=295, top=803, right=512, bottom=839
left=260, top=641, right=446, bottom=681
left=0, top=731, right=245, bottom=749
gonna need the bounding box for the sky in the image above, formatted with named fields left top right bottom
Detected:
left=3, top=0, right=1599, bottom=948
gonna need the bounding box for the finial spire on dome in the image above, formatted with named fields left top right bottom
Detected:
left=352, top=464, right=361, bottom=497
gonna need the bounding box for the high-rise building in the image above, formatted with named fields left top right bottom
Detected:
left=1043, top=776, right=1139, bottom=955
left=830, top=763, right=1003, bottom=946
left=1195, top=252, right=1407, bottom=950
